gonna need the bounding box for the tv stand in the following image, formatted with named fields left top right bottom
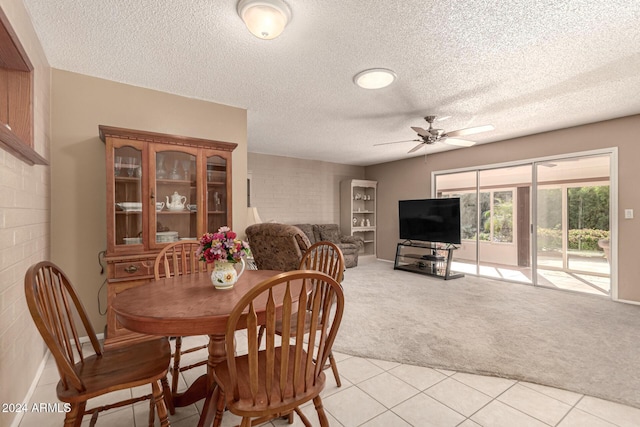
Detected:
left=394, top=242, right=464, bottom=280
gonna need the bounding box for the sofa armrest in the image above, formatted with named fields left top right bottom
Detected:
left=341, top=234, right=364, bottom=249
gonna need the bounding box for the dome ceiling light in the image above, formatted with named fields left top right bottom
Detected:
left=237, top=0, right=292, bottom=40
left=353, top=68, right=397, bottom=89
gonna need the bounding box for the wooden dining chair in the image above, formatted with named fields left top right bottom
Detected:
left=212, top=270, right=345, bottom=427
left=24, top=261, right=172, bottom=427
left=258, top=241, right=346, bottom=386
left=154, top=240, right=211, bottom=397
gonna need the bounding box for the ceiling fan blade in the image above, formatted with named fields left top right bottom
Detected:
left=442, top=138, right=476, bottom=147
left=408, top=142, right=426, bottom=153
left=411, top=126, right=429, bottom=137
left=446, top=124, right=494, bottom=138
left=373, top=139, right=420, bottom=147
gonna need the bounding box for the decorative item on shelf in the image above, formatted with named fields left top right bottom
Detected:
left=353, top=217, right=357, bottom=226
left=366, top=219, right=371, bottom=227
left=354, top=193, right=362, bottom=200
left=196, top=226, right=250, bottom=289
left=169, top=159, right=181, bottom=180
left=181, top=159, right=191, bottom=180
left=187, top=204, right=197, bottom=212
left=114, top=156, right=123, bottom=176
left=213, top=192, right=222, bottom=211
left=156, top=153, right=167, bottom=179
left=126, top=157, right=138, bottom=177
left=360, top=218, right=365, bottom=227
left=156, top=202, right=164, bottom=212
left=166, top=191, right=187, bottom=211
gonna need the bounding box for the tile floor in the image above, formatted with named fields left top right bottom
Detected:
left=17, top=335, right=640, bottom=427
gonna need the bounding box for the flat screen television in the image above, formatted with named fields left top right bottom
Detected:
left=399, top=198, right=461, bottom=244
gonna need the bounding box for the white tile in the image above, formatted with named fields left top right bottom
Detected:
left=322, top=386, right=387, bottom=426
left=367, top=357, right=401, bottom=371
left=271, top=403, right=341, bottom=426
left=388, top=364, right=447, bottom=391
left=497, top=383, right=572, bottom=425
left=425, top=377, right=493, bottom=417
left=576, top=396, right=640, bottom=427
left=335, top=357, right=385, bottom=385
left=451, top=372, right=516, bottom=398
left=558, top=408, right=618, bottom=427
left=458, top=420, right=483, bottom=427
left=358, top=372, right=420, bottom=408
left=519, top=381, right=583, bottom=406
left=82, top=405, right=135, bottom=426
left=435, top=367, right=457, bottom=376
left=392, top=393, right=466, bottom=427
left=360, top=410, right=412, bottom=427
left=471, top=400, right=549, bottom=427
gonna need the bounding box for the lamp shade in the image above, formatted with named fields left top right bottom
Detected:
left=237, top=0, right=291, bottom=40
left=247, top=207, right=263, bottom=226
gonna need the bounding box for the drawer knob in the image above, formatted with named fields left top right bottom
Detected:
left=124, top=265, right=139, bottom=274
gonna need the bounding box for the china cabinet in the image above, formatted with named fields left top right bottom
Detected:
left=100, top=125, right=236, bottom=348
left=340, top=179, right=377, bottom=255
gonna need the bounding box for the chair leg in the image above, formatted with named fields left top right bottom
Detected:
left=328, top=352, right=341, bottom=387
left=171, top=336, right=183, bottom=395
left=212, top=386, right=226, bottom=427
left=240, top=417, right=252, bottom=427
left=148, top=395, right=155, bottom=427
left=313, top=396, right=329, bottom=427
left=160, top=376, right=175, bottom=415
left=152, top=380, right=170, bottom=427
left=63, top=402, right=85, bottom=427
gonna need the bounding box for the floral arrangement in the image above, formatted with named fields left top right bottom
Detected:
left=197, top=226, right=250, bottom=264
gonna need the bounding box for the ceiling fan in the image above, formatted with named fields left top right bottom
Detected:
left=375, top=115, right=494, bottom=154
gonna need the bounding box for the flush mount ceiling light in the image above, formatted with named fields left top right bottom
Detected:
left=353, top=68, right=397, bottom=89
left=237, top=0, right=291, bottom=40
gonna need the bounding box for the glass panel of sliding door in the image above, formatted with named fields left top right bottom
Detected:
left=535, top=155, right=611, bottom=295
left=434, top=171, right=478, bottom=276
left=477, top=165, right=532, bottom=284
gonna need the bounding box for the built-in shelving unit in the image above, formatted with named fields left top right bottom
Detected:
left=340, top=179, right=377, bottom=255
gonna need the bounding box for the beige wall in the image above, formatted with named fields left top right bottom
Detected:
left=248, top=152, right=364, bottom=225
left=51, top=69, right=247, bottom=333
left=366, top=115, right=640, bottom=302
left=0, top=1, right=51, bottom=426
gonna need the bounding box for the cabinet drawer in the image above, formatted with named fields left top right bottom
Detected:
left=113, top=261, right=152, bottom=279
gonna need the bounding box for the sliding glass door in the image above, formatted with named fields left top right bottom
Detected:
left=435, top=151, right=612, bottom=296
left=534, top=155, right=611, bottom=295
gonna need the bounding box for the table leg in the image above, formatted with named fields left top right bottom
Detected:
left=171, top=334, right=226, bottom=409
left=197, top=334, right=226, bottom=427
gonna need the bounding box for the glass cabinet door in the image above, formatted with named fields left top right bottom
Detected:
left=153, top=149, right=198, bottom=245
left=113, top=145, right=143, bottom=247
left=206, top=155, right=228, bottom=232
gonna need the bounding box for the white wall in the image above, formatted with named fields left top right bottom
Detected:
left=0, top=2, right=51, bottom=426
left=248, top=153, right=364, bottom=226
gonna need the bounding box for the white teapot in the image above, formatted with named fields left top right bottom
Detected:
left=166, top=191, right=187, bottom=211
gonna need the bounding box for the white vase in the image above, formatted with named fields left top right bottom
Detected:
left=211, top=259, right=246, bottom=290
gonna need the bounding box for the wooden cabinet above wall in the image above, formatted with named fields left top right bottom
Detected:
left=100, top=125, right=237, bottom=348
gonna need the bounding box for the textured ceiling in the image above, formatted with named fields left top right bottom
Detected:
left=22, top=0, right=640, bottom=166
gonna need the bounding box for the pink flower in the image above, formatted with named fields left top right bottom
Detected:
left=197, top=226, right=249, bottom=264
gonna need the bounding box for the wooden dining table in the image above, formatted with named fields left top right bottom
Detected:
left=113, top=269, right=302, bottom=427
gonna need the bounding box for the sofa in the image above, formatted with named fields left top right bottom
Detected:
left=245, top=223, right=312, bottom=271
left=294, top=224, right=363, bottom=268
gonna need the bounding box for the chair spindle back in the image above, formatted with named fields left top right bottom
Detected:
left=24, top=261, right=102, bottom=392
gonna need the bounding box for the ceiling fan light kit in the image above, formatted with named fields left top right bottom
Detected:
left=237, top=0, right=291, bottom=40
left=353, top=68, right=397, bottom=89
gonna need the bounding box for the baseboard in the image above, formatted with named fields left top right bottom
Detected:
left=613, top=297, right=640, bottom=306
left=10, top=333, right=105, bottom=427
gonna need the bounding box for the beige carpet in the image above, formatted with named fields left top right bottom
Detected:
left=333, top=257, right=640, bottom=409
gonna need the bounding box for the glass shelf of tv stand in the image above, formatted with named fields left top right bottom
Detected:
left=394, top=241, right=464, bottom=280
